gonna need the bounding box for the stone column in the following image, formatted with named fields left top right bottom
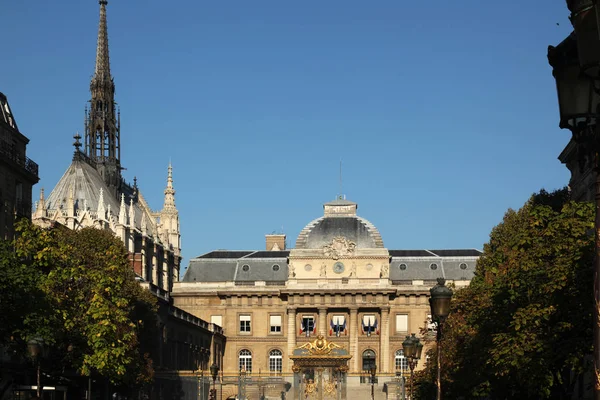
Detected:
left=287, top=307, right=297, bottom=371
left=380, top=306, right=390, bottom=373
left=152, top=245, right=158, bottom=285
left=349, top=306, right=359, bottom=373
left=317, top=368, right=324, bottom=400
left=141, top=237, right=147, bottom=281
left=319, top=307, right=327, bottom=336
left=162, top=254, right=170, bottom=291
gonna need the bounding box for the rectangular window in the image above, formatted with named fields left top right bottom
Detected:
left=301, top=316, right=315, bottom=337
left=330, top=315, right=346, bottom=336
left=270, top=315, right=282, bottom=333
left=239, top=314, right=251, bottom=333
left=395, top=350, right=408, bottom=372
left=269, top=351, right=283, bottom=374
left=362, top=314, right=377, bottom=336
left=211, top=315, right=222, bottom=327
left=396, top=314, right=408, bottom=333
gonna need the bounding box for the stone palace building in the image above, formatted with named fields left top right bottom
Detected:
left=173, top=197, right=481, bottom=394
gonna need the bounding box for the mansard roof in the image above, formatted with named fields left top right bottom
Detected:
left=181, top=248, right=481, bottom=283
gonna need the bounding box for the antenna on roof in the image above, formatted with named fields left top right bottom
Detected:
left=339, top=158, right=343, bottom=200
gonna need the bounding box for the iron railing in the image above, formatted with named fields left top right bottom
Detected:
left=0, top=143, right=38, bottom=179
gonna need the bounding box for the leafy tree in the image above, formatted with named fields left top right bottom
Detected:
left=415, top=188, right=594, bottom=399
left=1, top=220, right=157, bottom=387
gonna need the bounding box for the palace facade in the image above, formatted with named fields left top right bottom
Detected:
left=172, top=198, right=481, bottom=391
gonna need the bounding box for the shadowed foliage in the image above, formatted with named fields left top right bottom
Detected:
left=0, top=220, right=157, bottom=387
left=415, top=188, right=594, bottom=399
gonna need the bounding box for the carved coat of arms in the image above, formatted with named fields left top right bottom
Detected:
left=323, top=236, right=356, bottom=260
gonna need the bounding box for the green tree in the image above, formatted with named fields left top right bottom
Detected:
left=2, top=220, right=157, bottom=387
left=415, top=188, right=594, bottom=399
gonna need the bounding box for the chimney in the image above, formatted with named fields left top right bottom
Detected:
left=266, top=234, right=286, bottom=251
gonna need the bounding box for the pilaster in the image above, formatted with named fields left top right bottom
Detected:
left=287, top=307, right=297, bottom=371
left=319, top=307, right=327, bottom=336
left=380, top=305, right=390, bottom=373
left=349, top=306, right=359, bottom=373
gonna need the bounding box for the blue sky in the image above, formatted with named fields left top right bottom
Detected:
left=1, top=1, right=574, bottom=269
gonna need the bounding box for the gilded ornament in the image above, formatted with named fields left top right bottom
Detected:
left=297, top=335, right=344, bottom=355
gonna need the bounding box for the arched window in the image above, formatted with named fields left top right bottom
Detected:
left=269, top=349, right=283, bottom=375
left=395, top=349, right=408, bottom=372
left=239, top=349, right=252, bottom=373
left=362, top=349, right=376, bottom=372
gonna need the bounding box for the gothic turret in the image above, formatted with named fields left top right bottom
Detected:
left=84, top=0, right=121, bottom=197
left=159, top=163, right=181, bottom=256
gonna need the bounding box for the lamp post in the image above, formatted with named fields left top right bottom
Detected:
left=239, top=368, right=247, bottom=400
left=210, top=363, right=219, bottom=400
left=429, top=278, right=453, bottom=400
left=402, top=333, right=423, bottom=400
left=548, top=4, right=600, bottom=399
left=27, top=337, right=43, bottom=399
left=369, top=365, right=377, bottom=400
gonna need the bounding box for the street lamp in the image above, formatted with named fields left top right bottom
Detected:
left=27, top=337, right=43, bottom=399
left=402, top=333, right=423, bottom=400
left=430, top=278, right=453, bottom=400
left=239, top=368, right=247, bottom=400
left=210, top=363, right=219, bottom=400
left=549, top=6, right=600, bottom=399
left=369, top=365, right=377, bottom=400
left=566, top=0, right=600, bottom=77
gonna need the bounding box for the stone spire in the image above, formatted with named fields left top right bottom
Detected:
left=118, top=193, right=126, bottom=225
left=37, top=188, right=45, bottom=212
left=85, top=0, right=121, bottom=196
left=97, top=188, right=106, bottom=220
left=159, top=163, right=180, bottom=256
left=95, top=0, right=111, bottom=80
left=129, top=198, right=135, bottom=227
left=162, top=163, right=176, bottom=211
left=33, top=188, right=46, bottom=219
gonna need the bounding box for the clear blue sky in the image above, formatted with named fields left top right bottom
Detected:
left=1, top=1, right=574, bottom=269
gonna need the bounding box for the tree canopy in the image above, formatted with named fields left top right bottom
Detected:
left=415, top=188, right=594, bottom=399
left=0, top=220, right=157, bottom=386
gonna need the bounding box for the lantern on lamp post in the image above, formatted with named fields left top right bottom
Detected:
left=369, top=365, right=377, bottom=400
left=27, top=337, right=44, bottom=399
left=210, top=363, right=219, bottom=400
left=429, top=278, right=453, bottom=400
left=402, top=334, right=423, bottom=400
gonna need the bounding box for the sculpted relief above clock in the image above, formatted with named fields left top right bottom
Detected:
left=323, top=236, right=357, bottom=260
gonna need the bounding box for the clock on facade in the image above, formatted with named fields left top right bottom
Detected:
left=333, top=262, right=345, bottom=274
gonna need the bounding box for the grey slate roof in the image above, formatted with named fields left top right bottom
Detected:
left=182, top=252, right=288, bottom=283
left=44, top=157, right=157, bottom=235
left=295, top=216, right=385, bottom=249
left=182, top=249, right=481, bottom=283
left=46, top=159, right=120, bottom=213
left=183, top=258, right=238, bottom=282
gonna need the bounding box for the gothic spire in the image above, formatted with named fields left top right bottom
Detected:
left=85, top=0, right=121, bottom=197
left=95, top=0, right=111, bottom=80
left=162, top=163, right=176, bottom=210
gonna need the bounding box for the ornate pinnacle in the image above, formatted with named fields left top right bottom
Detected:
left=73, top=132, right=82, bottom=151
left=163, top=163, right=176, bottom=210
left=94, top=0, right=111, bottom=79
